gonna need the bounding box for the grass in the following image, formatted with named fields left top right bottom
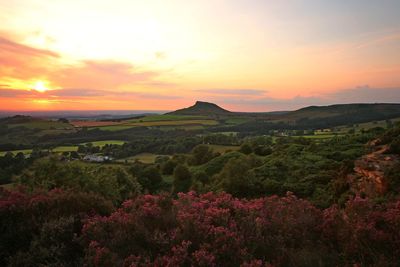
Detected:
left=124, top=120, right=218, bottom=127
left=86, top=114, right=218, bottom=131
left=94, top=120, right=217, bottom=131
left=225, top=117, right=251, bottom=125
left=84, top=140, right=126, bottom=147
left=125, top=114, right=206, bottom=122
left=117, top=153, right=164, bottom=164
left=9, top=120, right=74, bottom=130
left=336, top=117, right=400, bottom=133
left=292, top=134, right=343, bottom=139
left=93, top=125, right=136, bottom=131
left=0, top=140, right=126, bottom=156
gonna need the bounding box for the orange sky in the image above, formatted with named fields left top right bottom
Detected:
left=1, top=1, right=400, bottom=112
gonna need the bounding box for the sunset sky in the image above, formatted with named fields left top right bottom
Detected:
left=1, top=0, right=400, bottom=112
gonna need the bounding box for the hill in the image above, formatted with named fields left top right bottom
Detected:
left=168, top=101, right=231, bottom=116
left=281, top=103, right=400, bottom=121
left=261, top=103, right=400, bottom=128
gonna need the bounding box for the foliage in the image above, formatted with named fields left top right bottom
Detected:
left=0, top=188, right=113, bottom=266
left=81, top=192, right=400, bottom=266
left=173, top=164, right=192, bottom=193
left=15, top=158, right=142, bottom=203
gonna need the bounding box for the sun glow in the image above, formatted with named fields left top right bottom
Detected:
left=33, top=81, right=49, bottom=93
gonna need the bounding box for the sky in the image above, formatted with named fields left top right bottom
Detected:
left=0, top=0, right=400, bottom=112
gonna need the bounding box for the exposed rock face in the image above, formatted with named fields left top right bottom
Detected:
left=348, top=141, right=398, bottom=197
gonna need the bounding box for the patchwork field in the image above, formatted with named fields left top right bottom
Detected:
left=8, top=120, right=74, bottom=130
left=123, top=119, right=218, bottom=127
left=0, top=140, right=126, bottom=155
left=125, top=114, right=206, bottom=122
left=85, top=140, right=126, bottom=147
left=70, top=121, right=123, bottom=127
left=68, top=114, right=218, bottom=131
left=336, top=117, right=400, bottom=132
left=117, top=153, right=165, bottom=164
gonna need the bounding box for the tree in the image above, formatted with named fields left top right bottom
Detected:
left=173, top=164, right=192, bottom=193
left=188, top=145, right=216, bottom=165
left=215, top=156, right=258, bottom=197
left=239, top=143, right=252, bottom=155
left=161, top=160, right=177, bottom=175
left=138, top=166, right=162, bottom=193
left=194, top=171, right=210, bottom=184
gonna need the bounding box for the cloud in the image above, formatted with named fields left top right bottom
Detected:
left=0, top=36, right=58, bottom=58
left=0, top=36, right=172, bottom=90
left=0, top=36, right=59, bottom=80
left=328, top=86, right=400, bottom=103
left=200, top=86, right=400, bottom=111
left=0, top=87, right=181, bottom=101
left=197, top=88, right=267, bottom=96
left=52, top=60, right=163, bottom=89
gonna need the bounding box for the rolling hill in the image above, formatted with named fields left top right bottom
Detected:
left=281, top=103, right=400, bottom=119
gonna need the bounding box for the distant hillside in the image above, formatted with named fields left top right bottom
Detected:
left=278, top=103, right=400, bottom=122
left=0, top=115, right=35, bottom=124
left=168, top=101, right=231, bottom=116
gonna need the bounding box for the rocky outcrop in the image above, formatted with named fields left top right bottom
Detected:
left=347, top=141, right=398, bottom=197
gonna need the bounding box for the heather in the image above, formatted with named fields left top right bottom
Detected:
left=2, top=188, right=400, bottom=266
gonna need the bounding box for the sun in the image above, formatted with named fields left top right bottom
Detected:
left=33, top=81, right=49, bottom=92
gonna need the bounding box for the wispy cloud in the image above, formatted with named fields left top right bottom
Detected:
left=0, top=36, right=172, bottom=90
left=0, top=87, right=181, bottom=101
left=199, top=86, right=400, bottom=111
left=0, top=36, right=59, bottom=58
left=196, top=88, right=267, bottom=96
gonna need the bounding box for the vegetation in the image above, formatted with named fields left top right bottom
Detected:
left=1, top=104, right=400, bottom=266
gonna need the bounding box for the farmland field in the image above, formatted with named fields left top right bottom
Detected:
left=336, top=117, right=400, bottom=132
left=117, top=153, right=165, bottom=164
left=8, top=120, right=74, bottom=130
left=225, top=117, right=251, bottom=125
left=0, top=140, right=126, bottom=155
left=123, top=119, right=218, bottom=127
left=125, top=114, right=206, bottom=122
left=80, top=114, right=219, bottom=131
left=70, top=121, right=123, bottom=127
left=92, top=125, right=135, bottom=131
left=85, top=140, right=126, bottom=147
left=292, top=134, right=344, bottom=139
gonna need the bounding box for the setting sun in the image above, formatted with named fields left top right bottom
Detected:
left=33, top=81, right=49, bottom=93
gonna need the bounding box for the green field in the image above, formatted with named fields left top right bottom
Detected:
left=8, top=120, right=74, bottom=130
left=292, top=134, right=343, bottom=139
left=124, top=119, right=218, bottom=127
left=125, top=114, right=206, bottom=122
left=93, top=125, right=136, bottom=131
left=336, top=117, right=400, bottom=132
left=87, top=114, right=217, bottom=132
left=0, top=140, right=126, bottom=156
left=84, top=140, right=126, bottom=147
left=117, top=153, right=164, bottom=164
left=225, top=117, right=251, bottom=125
